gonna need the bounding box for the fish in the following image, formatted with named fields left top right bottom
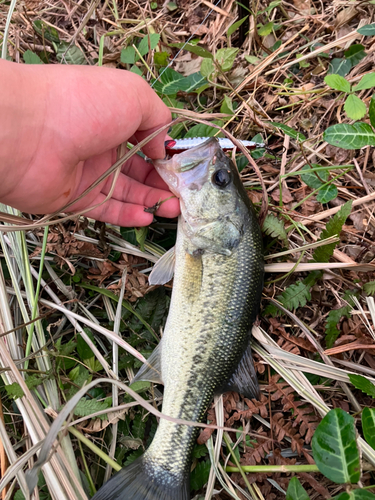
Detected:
left=92, top=137, right=264, bottom=500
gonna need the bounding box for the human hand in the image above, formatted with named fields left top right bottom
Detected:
left=0, top=60, right=180, bottom=226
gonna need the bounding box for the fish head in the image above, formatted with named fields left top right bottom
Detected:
left=154, top=138, right=253, bottom=254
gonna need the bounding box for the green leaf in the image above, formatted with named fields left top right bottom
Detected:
left=270, top=122, right=306, bottom=141
left=324, top=122, right=375, bottom=150
left=258, top=21, right=274, bottom=36
left=344, top=44, right=366, bottom=67
left=316, top=183, right=338, bottom=204
left=325, top=292, right=354, bottom=348
left=121, top=46, right=136, bottom=64
left=220, top=94, right=234, bottom=115
left=244, top=55, right=260, bottom=65
left=25, top=374, right=45, bottom=390
left=215, top=47, right=239, bottom=72
left=169, top=42, right=213, bottom=59
left=23, top=50, right=44, bottom=64
left=286, top=477, right=310, bottom=500
left=369, top=94, right=375, bottom=129
left=5, top=382, right=24, bottom=399
left=185, top=120, right=224, bottom=138
left=74, top=397, right=112, bottom=420
left=227, top=16, right=248, bottom=37
left=313, top=200, right=352, bottom=263
left=132, top=413, right=147, bottom=439
left=349, top=374, right=375, bottom=398
left=277, top=281, right=311, bottom=310
left=353, top=73, right=375, bottom=91
left=358, top=23, right=375, bottom=36
left=183, top=72, right=207, bottom=93
left=77, top=329, right=95, bottom=360
left=334, top=491, right=375, bottom=500
left=152, top=67, right=186, bottom=95
left=312, top=408, right=360, bottom=484
left=262, top=213, right=288, bottom=246
left=301, top=164, right=329, bottom=189
left=192, top=444, right=208, bottom=459
left=134, top=226, right=148, bottom=251
left=328, top=58, right=352, bottom=77
left=200, top=58, right=215, bottom=78
left=130, top=65, right=143, bottom=76
left=154, top=51, right=169, bottom=67
left=55, top=42, right=86, bottom=65
left=344, top=94, right=367, bottom=120
left=33, top=20, right=60, bottom=42
left=190, top=460, right=211, bottom=490
left=364, top=280, right=375, bottom=295
left=129, top=381, right=151, bottom=393
left=123, top=448, right=143, bottom=466
left=362, top=407, right=375, bottom=450
left=137, top=33, right=160, bottom=57
left=324, top=74, right=351, bottom=93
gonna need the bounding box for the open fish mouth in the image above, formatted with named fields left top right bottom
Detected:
left=154, top=138, right=220, bottom=196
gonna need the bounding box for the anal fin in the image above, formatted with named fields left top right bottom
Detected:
left=131, top=344, right=163, bottom=385
left=220, top=343, right=260, bottom=399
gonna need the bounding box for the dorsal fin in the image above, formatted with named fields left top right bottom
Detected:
left=148, top=247, right=176, bottom=285
left=219, top=343, right=260, bottom=399
left=131, top=344, right=163, bottom=385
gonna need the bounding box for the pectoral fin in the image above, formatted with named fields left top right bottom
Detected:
left=148, top=247, right=175, bottom=285
left=131, top=344, right=163, bottom=385
left=220, top=344, right=260, bottom=399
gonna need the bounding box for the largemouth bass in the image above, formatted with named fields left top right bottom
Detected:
left=92, top=137, right=264, bottom=500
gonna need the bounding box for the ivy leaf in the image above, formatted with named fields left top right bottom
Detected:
left=312, top=408, right=360, bottom=484
left=324, top=122, right=375, bottom=150
left=269, top=122, right=306, bottom=142
left=364, top=281, right=375, bottom=295
left=151, top=68, right=186, bottom=95
left=215, top=47, right=239, bottom=72
left=344, top=94, right=367, bottom=120
left=325, top=74, right=351, bottom=93
left=353, top=72, right=375, bottom=91
left=362, top=407, right=375, bottom=450
left=286, top=477, right=310, bottom=500
left=312, top=200, right=352, bottom=263
left=301, top=164, right=329, bottom=189
left=190, top=460, right=211, bottom=490
left=183, top=72, right=207, bottom=93
left=316, top=184, right=338, bottom=204
left=262, top=213, right=288, bottom=246
left=349, top=374, right=375, bottom=398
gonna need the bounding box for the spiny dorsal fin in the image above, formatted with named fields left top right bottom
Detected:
left=148, top=247, right=175, bottom=285
left=131, top=344, right=163, bottom=385
left=220, top=343, right=260, bottom=399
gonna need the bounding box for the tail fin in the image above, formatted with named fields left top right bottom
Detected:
left=91, top=457, right=190, bottom=500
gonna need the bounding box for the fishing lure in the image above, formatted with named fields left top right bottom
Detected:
left=164, top=137, right=265, bottom=155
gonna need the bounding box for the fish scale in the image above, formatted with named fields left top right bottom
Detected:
left=92, top=138, right=264, bottom=500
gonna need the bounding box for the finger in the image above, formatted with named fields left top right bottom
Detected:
left=46, top=65, right=171, bottom=162
left=101, top=171, right=180, bottom=217
left=77, top=193, right=177, bottom=227
left=120, top=154, right=170, bottom=190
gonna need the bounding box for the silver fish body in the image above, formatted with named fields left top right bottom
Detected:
left=92, top=138, right=264, bottom=500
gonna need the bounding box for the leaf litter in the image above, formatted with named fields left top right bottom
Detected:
left=1, top=1, right=375, bottom=500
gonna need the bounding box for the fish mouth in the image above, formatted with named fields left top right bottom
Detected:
left=154, top=137, right=220, bottom=197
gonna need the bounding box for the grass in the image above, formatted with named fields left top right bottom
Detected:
left=1, top=1, right=375, bottom=499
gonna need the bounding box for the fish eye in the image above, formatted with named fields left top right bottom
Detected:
left=212, top=169, right=231, bottom=188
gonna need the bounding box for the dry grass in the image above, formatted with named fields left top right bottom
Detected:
left=1, top=1, right=375, bottom=499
